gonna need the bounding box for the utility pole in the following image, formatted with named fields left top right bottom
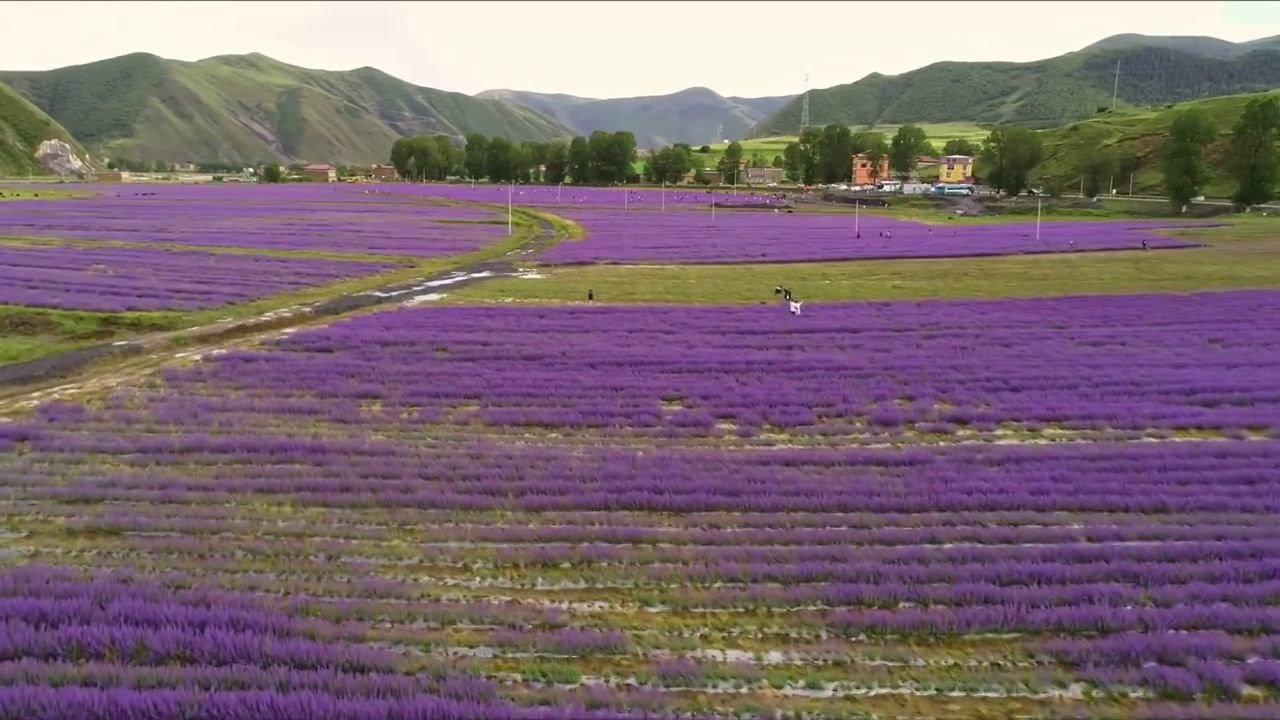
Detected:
left=1111, top=59, right=1121, bottom=111
left=799, top=74, right=811, bottom=136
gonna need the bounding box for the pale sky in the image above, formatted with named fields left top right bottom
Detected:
left=1, top=1, right=1278, bottom=99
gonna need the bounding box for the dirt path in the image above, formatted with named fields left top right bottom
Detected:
left=0, top=214, right=559, bottom=412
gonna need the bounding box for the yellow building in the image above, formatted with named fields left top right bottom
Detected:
left=939, top=155, right=974, bottom=184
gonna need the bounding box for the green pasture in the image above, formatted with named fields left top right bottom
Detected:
left=447, top=216, right=1280, bottom=306
left=0, top=188, right=94, bottom=201
left=687, top=123, right=990, bottom=173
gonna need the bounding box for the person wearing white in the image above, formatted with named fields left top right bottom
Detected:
left=789, top=300, right=803, bottom=315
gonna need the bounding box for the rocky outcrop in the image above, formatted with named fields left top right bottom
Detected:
left=34, top=139, right=89, bottom=176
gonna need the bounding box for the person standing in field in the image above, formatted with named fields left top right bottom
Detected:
left=1141, top=239, right=1149, bottom=252
left=588, top=289, right=594, bottom=302
left=789, top=299, right=803, bottom=315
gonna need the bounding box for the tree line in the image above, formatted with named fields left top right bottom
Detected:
left=378, top=99, right=1280, bottom=209
left=387, top=131, right=638, bottom=185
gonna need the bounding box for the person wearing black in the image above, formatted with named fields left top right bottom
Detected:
left=588, top=289, right=594, bottom=301
left=1141, top=239, right=1149, bottom=252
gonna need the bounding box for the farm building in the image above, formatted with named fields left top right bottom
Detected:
left=851, top=153, right=891, bottom=186
left=916, top=156, right=940, bottom=168
left=680, top=171, right=725, bottom=185
left=301, top=164, right=338, bottom=183
left=93, top=170, right=131, bottom=183
left=939, top=155, right=974, bottom=184
left=369, top=164, right=399, bottom=181
left=745, top=167, right=784, bottom=185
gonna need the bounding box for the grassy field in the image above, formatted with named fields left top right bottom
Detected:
left=448, top=216, right=1280, bottom=305
left=688, top=123, right=990, bottom=172
left=0, top=188, right=95, bottom=201
left=1037, top=88, right=1280, bottom=198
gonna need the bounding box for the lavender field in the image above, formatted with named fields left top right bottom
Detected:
left=0, top=244, right=401, bottom=312
left=3, top=289, right=1280, bottom=718
left=534, top=210, right=1204, bottom=265
left=0, top=184, right=523, bottom=315
left=0, top=190, right=507, bottom=258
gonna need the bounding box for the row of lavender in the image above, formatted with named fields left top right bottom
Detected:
left=117, top=291, right=1279, bottom=436
left=533, top=210, right=1204, bottom=265
left=3, top=292, right=1280, bottom=713
left=0, top=186, right=514, bottom=313
left=0, top=565, right=650, bottom=720
left=386, top=183, right=1208, bottom=264
left=0, top=189, right=507, bottom=257
left=0, top=245, right=401, bottom=312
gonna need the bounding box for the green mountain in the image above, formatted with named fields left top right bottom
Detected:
left=0, top=79, right=87, bottom=175
left=476, top=87, right=794, bottom=148
left=1036, top=88, right=1280, bottom=198
left=753, top=35, right=1280, bottom=135
left=0, top=53, right=574, bottom=165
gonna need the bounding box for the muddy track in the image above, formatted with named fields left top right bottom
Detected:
left=0, top=213, right=558, bottom=395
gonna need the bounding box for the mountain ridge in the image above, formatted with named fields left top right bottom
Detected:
left=475, top=87, right=794, bottom=148
left=0, top=78, right=87, bottom=175
left=752, top=34, right=1280, bottom=135
left=0, top=52, right=574, bottom=165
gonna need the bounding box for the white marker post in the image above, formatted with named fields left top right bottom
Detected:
left=625, top=187, right=629, bottom=211
left=558, top=182, right=562, bottom=202
left=1035, top=195, right=1042, bottom=241
left=711, top=190, right=716, bottom=222
left=661, top=181, right=666, bottom=211
left=507, top=181, right=514, bottom=236
left=854, top=200, right=860, bottom=234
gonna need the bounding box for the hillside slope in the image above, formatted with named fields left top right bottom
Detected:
left=477, top=87, right=796, bottom=148
left=754, top=38, right=1280, bottom=134
left=0, top=79, right=87, bottom=175
left=0, top=53, right=574, bottom=165
left=1036, top=89, right=1280, bottom=198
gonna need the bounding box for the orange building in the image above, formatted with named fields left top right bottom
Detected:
left=851, top=153, right=891, bottom=186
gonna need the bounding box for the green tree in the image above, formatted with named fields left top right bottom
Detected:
left=568, top=135, right=592, bottom=184
left=648, top=145, right=694, bottom=185
left=889, top=124, right=929, bottom=179
left=943, top=138, right=977, bottom=156
left=797, top=127, right=823, bottom=185
left=782, top=142, right=802, bottom=182
left=1074, top=144, right=1117, bottom=199
left=544, top=140, right=570, bottom=184
left=433, top=135, right=461, bottom=179
left=1226, top=96, right=1280, bottom=208
left=979, top=127, right=1043, bottom=195
left=408, top=135, right=443, bottom=181
left=608, top=131, right=638, bottom=184
left=717, top=141, right=744, bottom=184
left=485, top=137, right=514, bottom=183
left=1160, top=108, right=1218, bottom=209
left=817, top=124, right=853, bottom=184
left=510, top=142, right=535, bottom=183
left=463, top=133, right=489, bottom=179
left=771, top=154, right=784, bottom=169
left=262, top=163, right=284, bottom=183
left=587, top=131, right=615, bottom=184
